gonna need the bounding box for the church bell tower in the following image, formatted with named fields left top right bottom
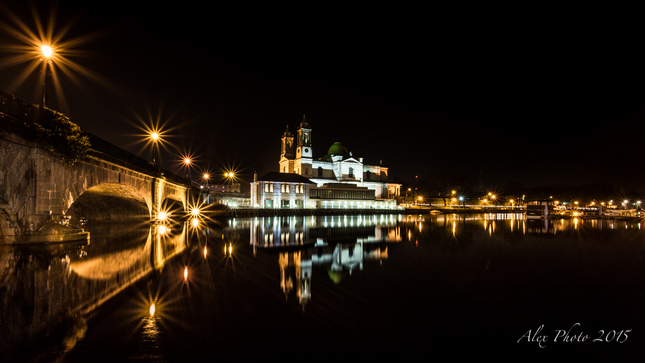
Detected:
left=295, top=115, right=312, bottom=177
left=279, top=125, right=296, bottom=173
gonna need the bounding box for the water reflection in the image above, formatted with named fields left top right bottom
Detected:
left=5, top=212, right=645, bottom=361
left=250, top=214, right=401, bottom=249
left=249, top=215, right=401, bottom=308
left=0, top=220, right=189, bottom=361
left=247, top=213, right=645, bottom=310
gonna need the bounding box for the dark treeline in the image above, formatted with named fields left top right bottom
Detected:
left=397, top=172, right=644, bottom=205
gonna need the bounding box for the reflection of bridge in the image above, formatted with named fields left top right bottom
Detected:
left=0, top=92, right=199, bottom=243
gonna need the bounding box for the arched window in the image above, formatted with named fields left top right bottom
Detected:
left=318, top=166, right=323, bottom=177
left=366, top=170, right=371, bottom=181
left=349, top=167, right=354, bottom=178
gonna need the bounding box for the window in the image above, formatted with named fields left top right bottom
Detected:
left=349, top=167, right=354, bottom=178
left=318, top=166, right=323, bottom=177
left=366, top=170, right=371, bottom=181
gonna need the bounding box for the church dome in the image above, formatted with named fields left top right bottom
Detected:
left=327, top=142, right=348, bottom=156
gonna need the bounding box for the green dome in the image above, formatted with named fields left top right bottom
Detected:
left=327, top=142, right=348, bottom=156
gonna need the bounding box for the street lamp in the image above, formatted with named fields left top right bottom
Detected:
left=41, top=45, right=53, bottom=108
left=149, top=131, right=160, bottom=164
left=184, top=157, right=191, bottom=178
left=203, top=173, right=210, bottom=204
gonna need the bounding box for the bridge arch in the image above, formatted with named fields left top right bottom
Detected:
left=65, top=183, right=150, bottom=225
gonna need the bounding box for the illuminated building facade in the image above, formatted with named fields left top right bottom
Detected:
left=250, top=172, right=314, bottom=209
left=279, top=116, right=401, bottom=208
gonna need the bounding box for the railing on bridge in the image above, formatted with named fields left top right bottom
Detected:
left=0, top=90, right=191, bottom=187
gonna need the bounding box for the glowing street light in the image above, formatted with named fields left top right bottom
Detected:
left=203, top=173, right=211, bottom=204
left=183, top=157, right=192, bottom=178
left=149, top=130, right=161, bottom=164
left=41, top=45, right=53, bottom=108
left=41, top=45, right=53, bottom=58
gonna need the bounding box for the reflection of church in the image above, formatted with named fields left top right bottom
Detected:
left=251, top=215, right=401, bottom=308
left=279, top=116, right=400, bottom=207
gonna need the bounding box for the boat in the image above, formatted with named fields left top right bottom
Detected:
left=602, top=209, right=639, bottom=219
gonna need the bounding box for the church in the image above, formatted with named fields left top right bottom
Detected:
left=276, top=116, right=400, bottom=208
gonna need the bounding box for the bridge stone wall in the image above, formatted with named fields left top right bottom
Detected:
left=0, top=130, right=189, bottom=242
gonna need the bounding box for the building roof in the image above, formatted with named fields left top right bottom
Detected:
left=319, top=141, right=350, bottom=162
left=257, top=172, right=315, bottom=184
left=327, top=141, right=348, bottom=156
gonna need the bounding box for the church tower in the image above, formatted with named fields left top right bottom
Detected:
left=295, top=115, right=313, bottom=177
left=279, top=125, right=296, bottom=173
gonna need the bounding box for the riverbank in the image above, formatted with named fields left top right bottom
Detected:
left=210, top=206, right=526, bottom=218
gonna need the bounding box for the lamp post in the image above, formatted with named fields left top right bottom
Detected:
left=203, top=173, right=210, bottom=204
left=150, top=131, right=159, bottom=164
left=41, top=45, right=53, bottom=108
left=184, top=158, right=191, bottom=179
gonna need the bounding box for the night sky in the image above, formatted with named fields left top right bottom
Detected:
left=2, top=1, right=645, bottom=191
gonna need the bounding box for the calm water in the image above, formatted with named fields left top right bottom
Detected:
left=2, top=213, right=645, bottom=361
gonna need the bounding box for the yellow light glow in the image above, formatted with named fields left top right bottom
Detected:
left=184, top=158, right=191, bottom=165
left=192, top=208, right=199, bottom=216
left=191, top=218, right=199, bottom=227
left=204, top=246, right=208, bottom=258
left=41, top=45, right=53, bottom=58
left=203, top=173, right=209, bottom=179
left=151, top=132, right=159, bottom=141
left=184, top=267, right=188, bottom=280
left=157, top=225, right=167, bottom=234
left=158, top=212, right=167, bottom=220
left=150, top=303, right=155, bottom=316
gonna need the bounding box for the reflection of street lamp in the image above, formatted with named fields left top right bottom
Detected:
left=41, top=45, right=53, bottom=108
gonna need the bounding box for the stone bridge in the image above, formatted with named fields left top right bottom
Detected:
left=0, top=91, right=200, bottom=243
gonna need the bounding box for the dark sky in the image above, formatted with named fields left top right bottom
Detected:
left=2, top=1, right=645, bottom=191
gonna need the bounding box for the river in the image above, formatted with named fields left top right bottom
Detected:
left=2, top=213, right=644, bottom=361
